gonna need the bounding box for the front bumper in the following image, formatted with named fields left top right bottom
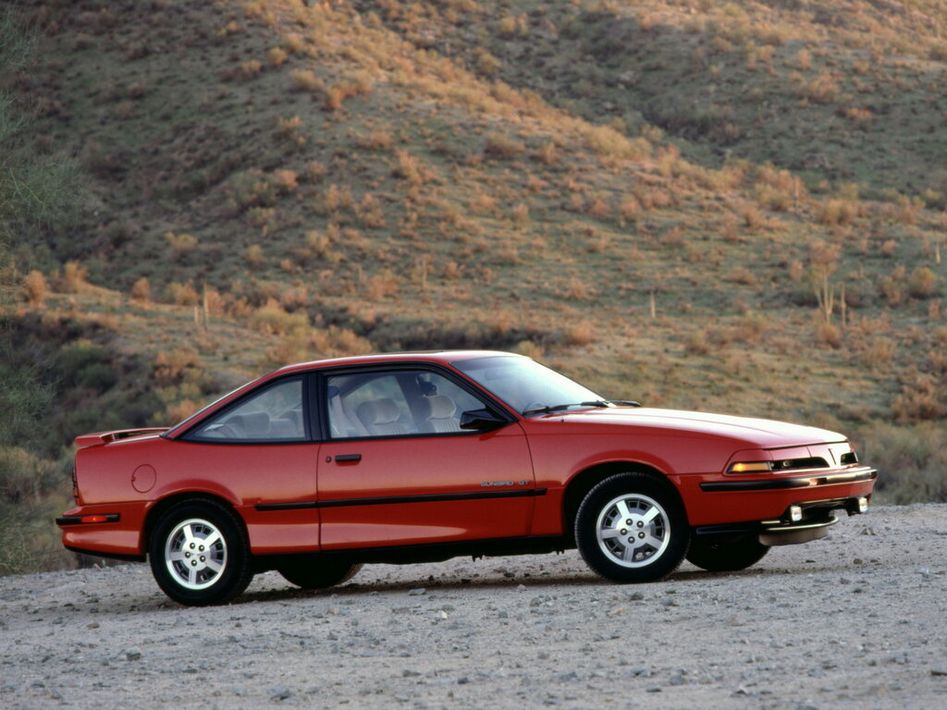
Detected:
left=680, top=465, right=877, bottom=528
left=693, top=494, right=871, bottom=546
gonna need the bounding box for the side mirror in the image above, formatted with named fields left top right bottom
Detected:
left=459, top=408, right=507, bottom=432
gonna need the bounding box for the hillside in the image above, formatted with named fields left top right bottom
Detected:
left=1, top=0, right=946, bottom=572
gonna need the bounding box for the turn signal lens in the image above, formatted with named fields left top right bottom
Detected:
left=80, top=515, right=109, bottom=524
left=728, top=461, right=773, bottom=474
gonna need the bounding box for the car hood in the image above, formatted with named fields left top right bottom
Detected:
left=533, top=407, right=846, bottom=448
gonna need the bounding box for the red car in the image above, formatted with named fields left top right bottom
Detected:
left=58, top=351, right=877, bottom=605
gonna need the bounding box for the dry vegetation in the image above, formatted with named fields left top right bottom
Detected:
left=2, top=0, right=947, bottom=571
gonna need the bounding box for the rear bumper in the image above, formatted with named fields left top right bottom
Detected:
left=57, top=502, right=148, bottom=560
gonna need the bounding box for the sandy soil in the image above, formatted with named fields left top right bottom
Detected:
left=1, top=504, right=946, bottom=709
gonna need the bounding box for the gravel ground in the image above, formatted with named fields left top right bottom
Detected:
left=2, top=504, right=946, bottom=709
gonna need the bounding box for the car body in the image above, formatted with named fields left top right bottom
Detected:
left=58, top=351, right=877, bottom=605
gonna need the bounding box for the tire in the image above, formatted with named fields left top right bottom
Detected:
left=278, top=557, right=362, bottom=590
left=686, top=535, right=769, bottom=572
left=149, top=500, right=253, bottom=606
left=575, top=472, right=689, bottom=583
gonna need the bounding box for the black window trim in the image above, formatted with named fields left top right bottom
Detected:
left=179, top=373, right=314, bottom=445
left=314, top=362, right=516, bottom=443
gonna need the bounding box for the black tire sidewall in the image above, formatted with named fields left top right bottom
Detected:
left=149, top=501, right=252, bottom=606
left=278, top=558, right=361, bottom=589
left=575, top=473, right=689, bottom=583
left=686, top=536, right=770, bottom=572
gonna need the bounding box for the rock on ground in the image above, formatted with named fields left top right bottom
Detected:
left=1, top=504, right=946, bottom=708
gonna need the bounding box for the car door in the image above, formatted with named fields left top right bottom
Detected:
left=181, top=375, right=320, bottom=554
left=316, top=366, right=536, bottom=550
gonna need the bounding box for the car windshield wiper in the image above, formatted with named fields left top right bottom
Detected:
left=522, top=401, right=607, bottom=416
left=521, top=399, right=642, bottom=416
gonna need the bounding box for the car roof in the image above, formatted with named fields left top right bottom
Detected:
left=271, top=350, right=520, bottom=376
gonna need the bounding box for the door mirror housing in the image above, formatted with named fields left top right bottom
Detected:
left=459, top=408, right=507, bottom=432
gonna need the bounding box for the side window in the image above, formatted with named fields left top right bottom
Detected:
left=190, top=378, right=305, bottom=442
left=416, top=372, right=483, bottom=433
left=326, top=370, right=490, bottom=439
left=327, top=373, right=417, bottom=439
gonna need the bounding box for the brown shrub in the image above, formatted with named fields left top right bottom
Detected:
left=393, top=150, right=424, bottom=185
left=359, top=128, right=393, bottom=151
left=356, top=193, right=385, bottom=229
left=366, top=270, right=399, bottom=300
left=511, top=203, right=529, bottom=229
left=237, top=59, right=262, bottom=79
left=245, top=244, right=264, bottom=266
left=564, top=323, right=596, bottom=347
left=800, top=71, right=839, bottom=103
left=816, top=321, right=842, bottom=348
left=154, top=348, right=200, bottom=386
left=818, top=199, right=858, bottom=227
left=271, top=169, right=298, bottom=194
left=892, top=374, right=946, bottom=423
left=250, top=299, right=308, bottom=335
left=483, top=133, right=526, bottom=159
left=21, top=271, right=48, bottom=307
left=860, top=338, right=895, bottom=369
left=267, top=47, right=288, bottom=67
left=908, top=267, right=938, bottom=299
left=165, top=232, right=198, bottom=259
left=61, top=261, right=88, bottom=293
left=168, top=282, right=199, bottom=306
left=289, top=69, right=323, bottom=93
left=130, top=277, right=151, bottom=303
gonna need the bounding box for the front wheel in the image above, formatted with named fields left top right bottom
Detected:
left=149, top=500, right=253, bottom=606
left=575, top=473, right=689, bottom=583
left=686, top=535, right=769, bottom=572
left=278, top=557, right=362, bottom=589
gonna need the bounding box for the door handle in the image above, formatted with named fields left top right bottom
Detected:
left=334, top=453, right=362, bottom=463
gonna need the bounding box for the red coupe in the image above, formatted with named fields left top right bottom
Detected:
left=58, top=351, right=877, bottom=605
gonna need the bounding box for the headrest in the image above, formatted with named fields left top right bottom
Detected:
left=426, top=395, right=456, bottom=419
left=357, top=398, right=401, bottom=425
left=228, top=412, right=271, bottom=438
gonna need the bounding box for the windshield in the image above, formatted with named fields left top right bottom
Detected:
left=453, top=356, right=602, bottom=415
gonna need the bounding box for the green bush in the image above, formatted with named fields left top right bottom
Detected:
left=858, top=423, right=947, bottom=504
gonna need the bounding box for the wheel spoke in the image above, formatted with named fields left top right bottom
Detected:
left=614, top=500, right=631, bottom=520
left=181, top=524, right=195, bottom=546
left=621, top=544, right=636, bottom=562
left=599, top=527, right=621, bottom=540
left=641, top=534, right=664, bottom=550
left=205, top=558, right=223, bottom=573
left=203, top=530, right=222, bottom=549
left=641, top=506, right=660, bottom=524
left=188, top=567, right=198, bottom=586
left=168, top=550, right=185, bottom=562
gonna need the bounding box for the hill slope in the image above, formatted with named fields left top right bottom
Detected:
left=1, top=0, right=946, bottom=572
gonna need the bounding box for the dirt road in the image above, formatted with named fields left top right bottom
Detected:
left=2, top=504, right=946, bottom=708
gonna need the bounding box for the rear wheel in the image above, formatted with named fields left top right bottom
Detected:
left=575, top=473, right=689, bottom=583
left=686, top=535, right=769, bottom=572
left=149, top=500, right=253, bottom=606
left=278, top=558, right=362, bottom=589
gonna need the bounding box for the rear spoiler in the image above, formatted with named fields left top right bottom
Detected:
left=74, top=427, right=168, bottom=450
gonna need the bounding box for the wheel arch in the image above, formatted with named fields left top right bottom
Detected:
left=143, top=491, right=248, bottom=553
left=561, top=461, right=686, bottom=545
